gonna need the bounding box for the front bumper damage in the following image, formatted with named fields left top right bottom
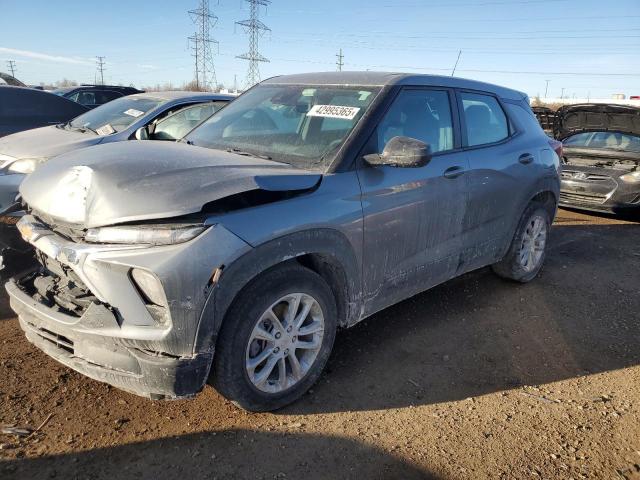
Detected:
left=6, top=214, right=251, bottom=399
left=559, top=166, right=640, bottom=212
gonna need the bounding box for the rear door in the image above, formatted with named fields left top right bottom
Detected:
left=458, top=90, right=538, bottom=271
left=357, top=87, right=470, bottom=315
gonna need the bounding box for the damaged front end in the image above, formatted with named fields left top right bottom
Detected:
left=7, top=212, right=251, bottom=399
left=559, top=148, right=640, bottom=209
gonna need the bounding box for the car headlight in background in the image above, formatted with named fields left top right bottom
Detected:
left=7, top=158, right=46, bottom=174
left=84, top=224, right=208, bottom=245
left=620, top=171, right=640, bottom=184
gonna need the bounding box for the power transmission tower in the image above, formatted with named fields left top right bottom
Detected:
left=188, top=0, right=219, bottom=91
left=96, top=56, right=106, bottom=85
left=336, top=49, right=344, bottom=71
left=6, top=60, right=16, bottom=78
left=236, top=0, right=271, bottom=88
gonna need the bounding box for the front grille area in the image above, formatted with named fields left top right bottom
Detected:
left=559, top=191, right=607, bottom=205
left=25, top=321, right=75, bottom=355
left=561, top=170, right=613, bottom=182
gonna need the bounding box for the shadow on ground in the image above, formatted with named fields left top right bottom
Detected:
left=0, top=221, right=638, bottom=418
left=282, top=222, right=640, bottom=414
left=0, top=429, right=435, bottom=480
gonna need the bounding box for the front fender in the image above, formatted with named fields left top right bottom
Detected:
left=194, top=227, right=362, bottom=353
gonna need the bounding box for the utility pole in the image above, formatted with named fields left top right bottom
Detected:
left=6, top=60, right=16, bottom=78
left=236, top=0, right=271, bottom=88
left=336, top=49, right=344, bottom=72
left=560, top=87, right=565, bottom=99
left=544, top=80, right=549, bottom=98
left=96, top=56, right=106, bottom=85
left=189, top=0, right=219, bottom=91
left=451, top=50, right=462, bottom=76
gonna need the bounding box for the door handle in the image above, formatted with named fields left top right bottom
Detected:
left=443, top=166, right=466, bottom=179
left=519, top=153, right=534, bottom=165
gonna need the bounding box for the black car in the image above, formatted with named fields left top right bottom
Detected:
left=52, top=84, right=143, bottom=109
left=556, top=104, right=640, bottom=213
left=0, top=86, right=89, bottom=138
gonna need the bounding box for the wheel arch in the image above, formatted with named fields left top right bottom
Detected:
left=194, top=228, right=362, bottom=353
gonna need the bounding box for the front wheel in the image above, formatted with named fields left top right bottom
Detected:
left=492, top=202, right=551, bottom=283
left=211, top=263, right=337, bottom=412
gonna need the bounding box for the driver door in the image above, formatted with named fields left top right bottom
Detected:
left=357, top=88, right=470, bottom=315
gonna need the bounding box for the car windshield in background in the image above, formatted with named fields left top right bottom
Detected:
left=68, top=96, right=164, bottom=134
left=563, top=131, right=640, bottom=153
left=184, top=85, right=380, bottom=170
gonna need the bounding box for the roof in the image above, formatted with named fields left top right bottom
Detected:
left=128, top=91, right=235, bottom=102
left=262, top=71, right=527, bottom=101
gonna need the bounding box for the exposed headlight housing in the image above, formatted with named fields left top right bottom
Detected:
left=620, top=171, right=640, bottom=184
left=84, top=224, right=207, bottom=245
left=7, top=158, right=46, bottom=174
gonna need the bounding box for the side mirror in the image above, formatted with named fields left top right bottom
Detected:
left=134, top=126, right=149, bottom=140
left=364, top=136, right=432, bottom=168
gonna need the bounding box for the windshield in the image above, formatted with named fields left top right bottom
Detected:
left=184, top=84, right=380, bottom=170
left=563, top=131, right=640, bottom=153
left=51, top=89, right=69, bottom=96
left=68, top=96, right=164, bottom=134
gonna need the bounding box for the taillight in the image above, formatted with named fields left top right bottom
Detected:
left=549, top=139, right=563, bottom=159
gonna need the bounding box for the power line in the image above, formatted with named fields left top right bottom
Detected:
left=6, top=60, right=16, bottom=78
left=236, top=0, right=271, bottom=88
left=188, top=0, right=219, bottom=90
left=336, top=48, right=344, bottom=72
left=96, top=56, right=105, bottom=85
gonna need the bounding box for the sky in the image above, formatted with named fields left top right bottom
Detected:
left=1, top=0, right=639, bottom=99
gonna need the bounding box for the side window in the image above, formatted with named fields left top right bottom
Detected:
left=153, top=104, right=215, bottom=141
left=460, top=92, right=509, bottom=147
left=98, top=91, right=123, bottom=104
left=376, top=89, right=454, bottom=154
left=76, top=91, right=97, bottom=106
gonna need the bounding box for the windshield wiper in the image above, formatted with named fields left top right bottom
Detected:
left=226, top=147, right=272, bottom=161
left=74, top=125, right=98, bottom=135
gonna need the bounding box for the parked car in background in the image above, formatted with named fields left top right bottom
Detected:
left=0, top=86, right=88, bottom=138
left=0, top=91, right=233, bottom=275
left=52, top=84, right=144, bottom=109
left=532, top=106, right=556, bottom=136
left=7, top=72, right=559, bottom=411
left=0, top=72, right=27, bottom=87
left=555, top=104, right=640, bottom=213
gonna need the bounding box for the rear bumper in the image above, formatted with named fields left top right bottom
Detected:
left=7, top=278, right=212, bottom=399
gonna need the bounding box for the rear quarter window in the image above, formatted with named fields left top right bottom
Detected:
left=460, top=92, right=509, bottom=146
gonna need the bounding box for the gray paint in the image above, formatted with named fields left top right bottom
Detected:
left=20, top=141, right=321, bottom=228
left=8, top=72, right=559, bottom=399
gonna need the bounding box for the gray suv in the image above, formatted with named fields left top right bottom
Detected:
left=7, top=72, right=560, bottom=411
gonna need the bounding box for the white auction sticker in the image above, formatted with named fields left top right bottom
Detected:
left=307, top=104, right=360, bottom=120
left=95, top=124, right=116, bottom=136
left=124, top=108, right=144, bottom=118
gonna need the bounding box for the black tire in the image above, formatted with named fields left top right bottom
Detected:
left=211, top=262, right=337, bottom=412
left=491, top=202, right=551, bottom=283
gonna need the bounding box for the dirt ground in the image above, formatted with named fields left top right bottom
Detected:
left=1, top=208, right=639, bottom=480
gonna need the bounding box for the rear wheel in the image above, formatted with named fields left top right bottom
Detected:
left=211, top=263, right=337, bottom=411
left=492, top=202, right=550, bottom=283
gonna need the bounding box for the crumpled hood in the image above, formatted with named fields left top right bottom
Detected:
left=20, top=141, right=321, bottom=228
left=0, top=125, right=102, bottom=161
left=554, top=103, right=640, bottom=139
